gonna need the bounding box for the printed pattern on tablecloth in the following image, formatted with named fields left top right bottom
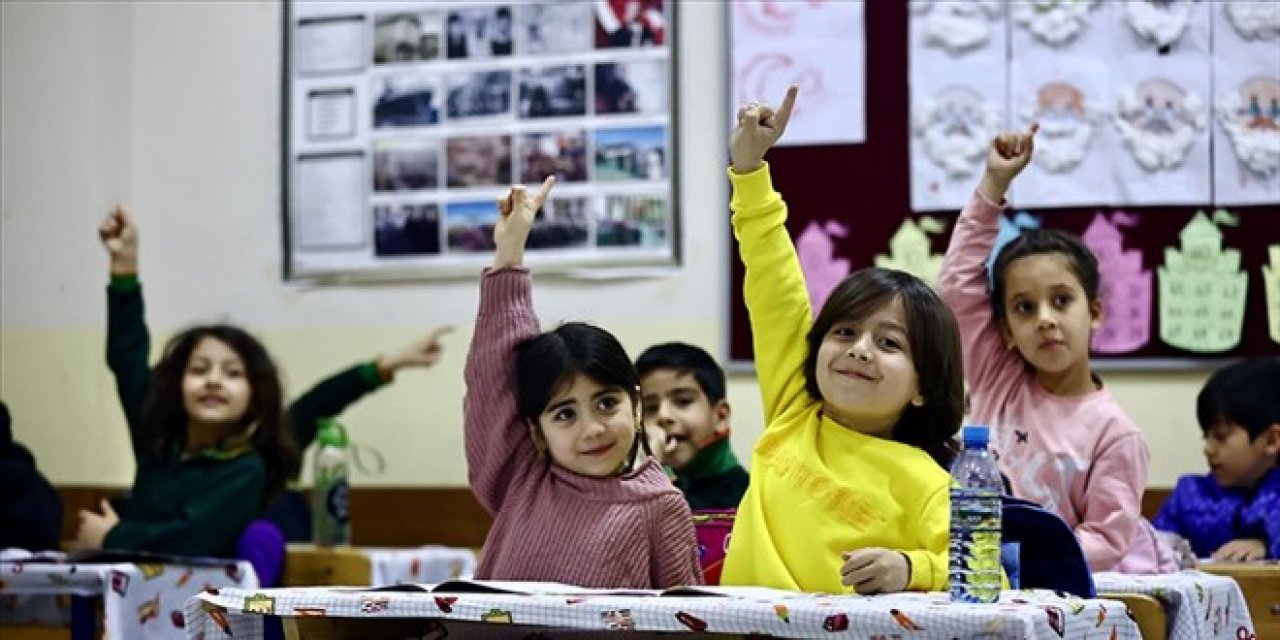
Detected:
left=1094, top=570, right=1256, bottom=640
left=364, top=546, right=478, bottom=586
left=0, top=549, right=257, bottom=640
left=186, top=585, right=1141, bottom=639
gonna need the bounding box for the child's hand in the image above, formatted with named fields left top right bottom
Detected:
left=840, top=548, right=910, bottom=594
left=730, top=85, right=799, bottom=174
left=98, top=204, right=139, bottom=275
left=643, top=424, right=678, bottom=464
left=74, top=499, right=119, bottom=551
left=377, top=326, right=455, bottom=380
left=493, top=176, right=556, bottom=269
left=1212, top=538, right=1266, bottom=562
left=978, top=123, right=1038, bottom=203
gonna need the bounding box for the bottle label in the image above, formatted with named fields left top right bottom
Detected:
left=326, top=480, right=350, bottom=524
left=949, top=487, right=1002, bottom=604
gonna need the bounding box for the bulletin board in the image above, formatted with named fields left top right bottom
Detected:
left=728, top=0, right=1280, bottom=370
left=281, top=1, right=680, bottom=282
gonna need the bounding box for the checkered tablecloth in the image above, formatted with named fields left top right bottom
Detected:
left=0, top=549, right=257, bottom=640
left=186, top=584, right=1141, bottom=639
left=1094, top=570, right=1256, bottom=640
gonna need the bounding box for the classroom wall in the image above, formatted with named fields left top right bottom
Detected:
left=1, top=1, right=1210, bottom=489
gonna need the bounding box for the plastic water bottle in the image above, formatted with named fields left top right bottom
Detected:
left=312, top=418, right=351, bottom=546
left=949, top=424, right=1003, bottom=603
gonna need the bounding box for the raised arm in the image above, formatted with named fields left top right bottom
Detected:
left=937, top=126, right=1038, bottom=398
left=100, top=205, right=151, bottom=456
left=463, top=178, right=555, bottom=514
left=289, top=327, right=452, bottom=451
left=728, top=86, right=811, bottom=422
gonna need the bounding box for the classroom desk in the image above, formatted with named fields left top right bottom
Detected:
left=1094, top=570, right=1256, bottom=640
left=1199, top=562, right=1280, bottom=640
left=282, top=545, right=476, bottom=587
left=185, top=585, right=1141, bottom=639
left=0, top=550, right=256, bottom=640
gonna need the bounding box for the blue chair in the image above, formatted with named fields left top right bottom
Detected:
left=1001, top=495, right=1096, bottom=597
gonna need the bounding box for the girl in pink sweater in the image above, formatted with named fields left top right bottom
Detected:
left=939, top=126, right=1173, bottom=573
left=463, top=177, right=703, bottom=589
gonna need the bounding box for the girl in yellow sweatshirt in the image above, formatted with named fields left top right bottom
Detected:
left=721, top=86, right=965, bottom=594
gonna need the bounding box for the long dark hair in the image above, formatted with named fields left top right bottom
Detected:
left=515, top=322, right=651, bottom=464
left=803, top=268, right=965, bottom=468
left=991, top=228, right=1100, bottom=325
left=139, top=325, right=299, bottom=506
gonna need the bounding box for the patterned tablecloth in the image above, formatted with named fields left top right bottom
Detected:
left=1094, top=570, right=1256, bottom=640
left=361, top=546, right=477, bottom=586
left=186, top=584, right=1141, bottom=639
left=0, top=549, right=257, bottom=640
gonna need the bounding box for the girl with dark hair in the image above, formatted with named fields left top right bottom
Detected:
left=720, top=86, right=965, bottom=595
left=939, top=125, right=1173, bottom=573
left=76, top=205, right=300, bottom=558
left=463, top=177, right=701, bottom=589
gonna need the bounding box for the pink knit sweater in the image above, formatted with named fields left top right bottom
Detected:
left=463, top=267, right=703, bottom=589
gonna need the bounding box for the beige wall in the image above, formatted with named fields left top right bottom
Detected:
left=1, top=1, right=1209, bottom=489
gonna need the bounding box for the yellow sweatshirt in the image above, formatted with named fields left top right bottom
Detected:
left=720, top=164, right=951, bottom=593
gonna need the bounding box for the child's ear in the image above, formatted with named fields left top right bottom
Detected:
left=1089, top=297, right=1104, bottom=330
left=526, top=419, right=548, bottom=455
left=712, top=400, right=732, bottom=435
left=1262, top=423, right=1280, bottom=457
left=999, top=321, right=1017, bottom=351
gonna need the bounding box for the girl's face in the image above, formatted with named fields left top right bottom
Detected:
left=530, top=374, right=638, bottom=477
left=999, top=253, right=1101, bottom=393
left=815, top=298, right=923, bottom=438
left=182, top=336, right=252, bottom=431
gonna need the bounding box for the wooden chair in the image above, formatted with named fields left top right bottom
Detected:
left=1099, top=592, right=1167, bottom=640
left=282, top=544, right=372, bottom=587
left=0, top=627, right=73, bottom=640
left=1200, top=563, right=1280, bottom=640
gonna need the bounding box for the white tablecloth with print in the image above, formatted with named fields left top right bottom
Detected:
left=361, top=545, right=477, bottom=586
left=1094, top=570, right=1256, bottom=640
left=0, top=549, right=257, bottom=640
left=186, top=585, right=1141, bottom=639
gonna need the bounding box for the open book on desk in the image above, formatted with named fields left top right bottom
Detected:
left=365, top=580, right=797, bottom=599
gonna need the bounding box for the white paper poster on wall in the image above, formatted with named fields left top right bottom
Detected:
left=730, top=1, right=865, bottom=146
left=1119, top=0, right=1210, bottom=54
left=908, top=0, right=1005, bottom=56
left=908, top=1, right=1007, bottom=212
left=1011, top=0, right=1111, bottom=51
left=1009, top=54, right=1117, bottom=208
left=1110, top=49, right=1212, bottom=206
left=1212, top=4, right=1280, bottom=206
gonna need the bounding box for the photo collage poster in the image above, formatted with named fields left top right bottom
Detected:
left=287, top=1, right=677, bottom=280
left=908, top=0, right=1279, bottom=213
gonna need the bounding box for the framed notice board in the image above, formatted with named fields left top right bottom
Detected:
left=728, top=0, right=1280, bottom=370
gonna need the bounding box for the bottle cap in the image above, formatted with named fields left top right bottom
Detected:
left=316, top=418, right=349, bottom=448
left=961, top=424, right=990, bottom=448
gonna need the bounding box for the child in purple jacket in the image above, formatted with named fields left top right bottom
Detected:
left=1154, top=358, right=1280, bottom=561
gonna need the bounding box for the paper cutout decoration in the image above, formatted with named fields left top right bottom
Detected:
left=1125, top=0, right=1194, bottom=49
left=911, top=0, right=1005, bottom=55
left=1265, top=244, right=1280, bottom=344
left=1158, top=210, right=1249, bottom=353
left=796, top=219, right=852, bottom=314
left=1224, top=2, right=1280, bottom=40
left=1083, top=212, right=1152, bottom=354
left=911, top=85, right=1002, bottom=179
left=1216, top=75, right=1280, bottom=176
left=1013, top=0, right=1100, bottom=46
left=875, top=216, right=947, bottom=286
left=1114, top=78, right=1207, bottom=171
left=1020, top=82, right=1102, bottom=173
left=985, top=211, right=1041, bottom=288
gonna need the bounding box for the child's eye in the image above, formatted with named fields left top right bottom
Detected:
left=641, top=402, right=658, bottom=416
left=552, top=407, right=577, bottom=423
left=1053, top=294, right=1072, bottom=308
left=596, top=395, right=622, bottom=412
left=225, top=369, right=245, bottom=378
left=1013, top=301, right=1033, bottom=315
left=877, top=336, right=902, bottom=351
left=831, top=326, right=857, bottom=338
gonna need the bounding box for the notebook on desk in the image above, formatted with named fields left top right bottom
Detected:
left=363, top=579, right=796, bottom=599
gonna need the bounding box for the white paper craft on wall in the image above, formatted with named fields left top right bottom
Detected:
left=1009, top=54, right=1116, bottom=207
left=1111, top=45, right=1212, bottom=205
left=874, top=216, right=947, bottom=286
left=1083, top=211, right=1152, bottom=354
left=730, top=0, right=865, bottom=146
left=1123, top=0, right=1201, bottom=51
left=1212, top=4, right=1280, bottom=206
left=1011, top=0, right=1102, bottom=48
left=908, top=0, right=1007, bottom=212
left=908, top=0, right=1005, bottom=56
left=1223, top=1, right=1280, bottom=41
left=285, top=1, right=679, bottom=281
left=1158, top=210, right=1249, bottom=353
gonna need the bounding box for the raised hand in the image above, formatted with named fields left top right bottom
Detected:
left=493, top=176, right=556, bottom=270
left=730, top=85, right=799, bottom=174
left=978, top=123, right=1038, bottom=203
left=73, top=499, right=119, bottom=552
left=377, top=326, right=455, bottom=380
left=98, top=204, right=139, bottom=275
